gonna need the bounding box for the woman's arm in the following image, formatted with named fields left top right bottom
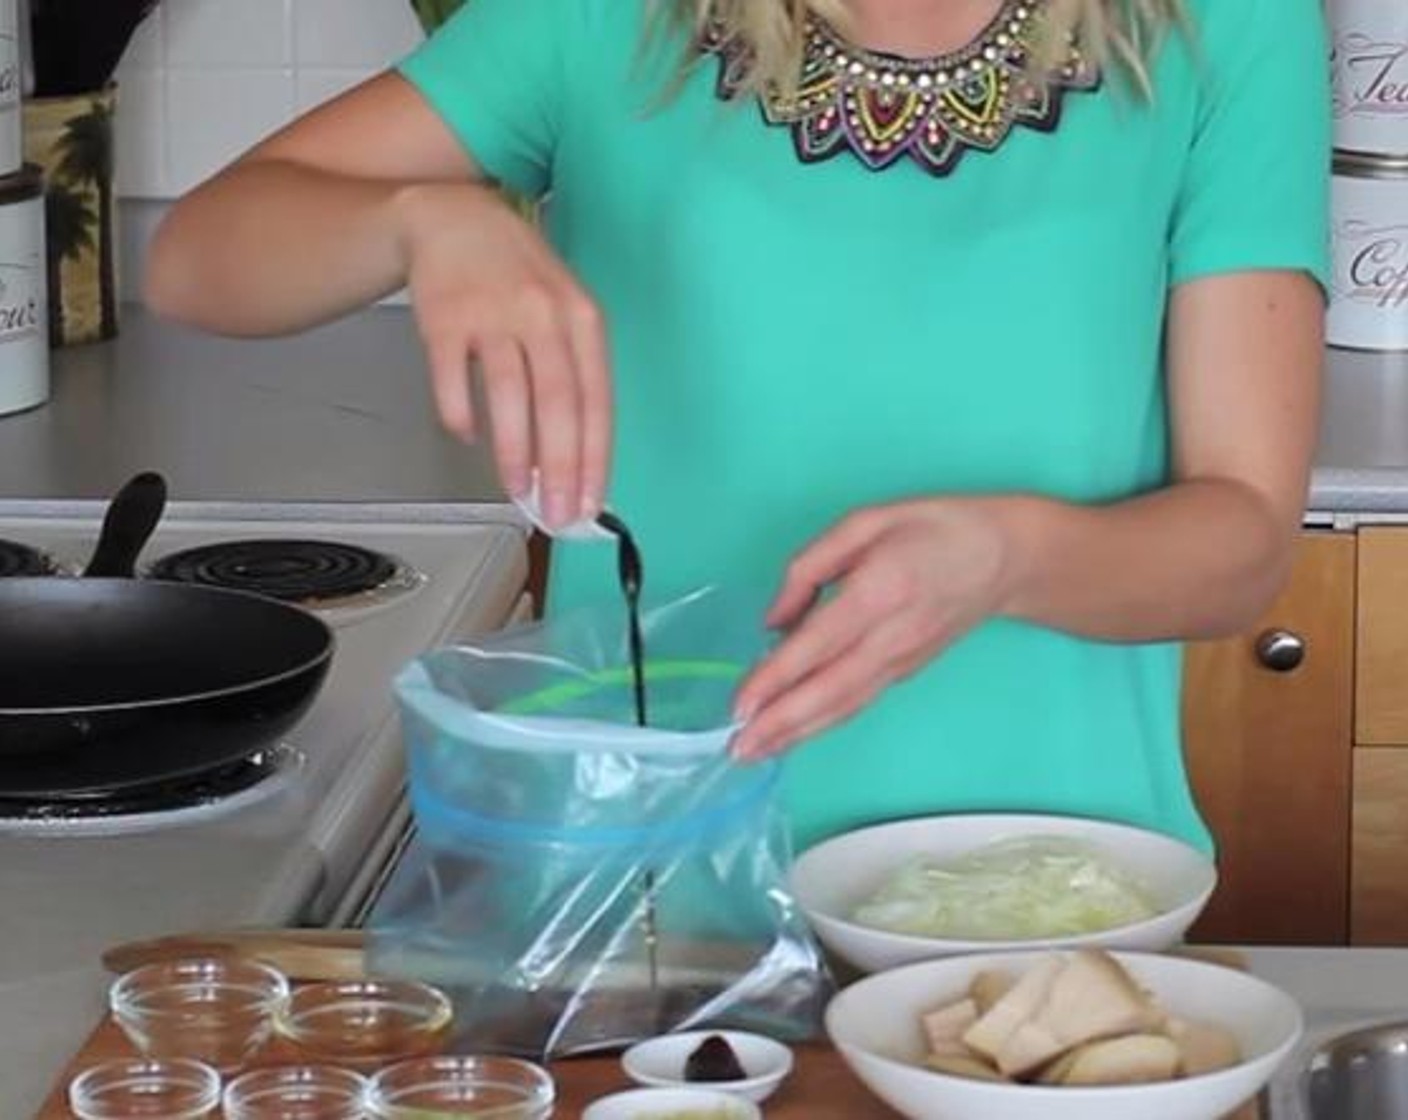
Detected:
left=145, top=73, right=483, bottom=336
left=146, top=72, right=610, bottom=524
left=732, top=270, right=1323, bottom=757
left=991, top=269, right=1323, bottom=640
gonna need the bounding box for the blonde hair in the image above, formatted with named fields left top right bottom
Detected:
left=664, top=0, right=1185, bottom=96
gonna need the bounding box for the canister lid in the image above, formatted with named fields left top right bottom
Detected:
left=0, top=164, right=43, bottom=205
left=1335, top=149, right=1408, bottom=179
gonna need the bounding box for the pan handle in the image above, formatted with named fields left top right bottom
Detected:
left=84, top=472, right=169, bottom=578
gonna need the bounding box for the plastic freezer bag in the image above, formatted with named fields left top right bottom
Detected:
left=367, top=587, right=831, bottom=1058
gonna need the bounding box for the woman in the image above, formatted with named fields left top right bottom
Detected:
left=147, top=0, right=1328, bottom=854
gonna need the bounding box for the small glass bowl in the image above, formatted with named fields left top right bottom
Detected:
left=365, top=1056, right=554, bottom=1120
left=69, top=1057, right=221, bottom=1120
left=109, top=958, right=290, bottom=1071
left=274, top=979, right=453, bottom=1072
left=222, top=1065, right=369, bottom=1120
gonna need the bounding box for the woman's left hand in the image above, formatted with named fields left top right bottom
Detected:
left=731, top=498, right=1016, bottom=761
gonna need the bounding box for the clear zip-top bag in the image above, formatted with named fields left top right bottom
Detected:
left=366, top=587, right=830, bottom=1058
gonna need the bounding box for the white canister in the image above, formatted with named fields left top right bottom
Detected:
left=0, top=164, right=46, bottom=415
left=1329, top=153, right=1408, bottom=352
left=0, top=0, right=18, bottom=176
left=1331, top=0, right=1408, bottom=159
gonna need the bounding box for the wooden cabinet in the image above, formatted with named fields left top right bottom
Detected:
left=1357, top=529, right=1408, bottom=744
left=1185, top=526, right=1408, bottom=946
left=1183, top=532, right=1356, bottom=945
left=1351, top=530, right=1408, bottom=943
left=1351, top=749, right=1408, bottom=943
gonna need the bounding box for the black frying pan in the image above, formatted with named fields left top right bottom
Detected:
left=0, top=473, right=334, bottom=799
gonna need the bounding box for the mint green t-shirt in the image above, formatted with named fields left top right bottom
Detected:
left=399, top=0, right=1330, bottom=855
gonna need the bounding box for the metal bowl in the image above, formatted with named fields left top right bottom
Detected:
left=1303, top=1021, right=1408, bottom=1119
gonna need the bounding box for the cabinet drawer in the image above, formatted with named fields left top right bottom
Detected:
left=1357, top=529, right=1408, bottom=744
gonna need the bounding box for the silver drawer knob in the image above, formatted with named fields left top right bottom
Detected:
left=1255, top=629, right=1305, bottom=672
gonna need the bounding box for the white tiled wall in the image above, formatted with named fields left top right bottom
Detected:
left=113, top=0, right=426, bottom=199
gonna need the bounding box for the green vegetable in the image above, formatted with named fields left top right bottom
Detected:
left=852, top=836, right=1159, bottom=940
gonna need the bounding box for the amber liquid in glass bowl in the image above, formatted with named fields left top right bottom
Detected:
left=366, top=1056, right=554, bottom=1120
left=275, top=980, right=454, bottom=1073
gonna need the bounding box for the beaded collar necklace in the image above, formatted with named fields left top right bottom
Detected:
left=701, top=0, right=1100, bottom=176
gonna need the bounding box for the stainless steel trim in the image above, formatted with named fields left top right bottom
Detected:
left=0, top=498, right=529, bottom=528
left=1334, top=151, right=1408, bottom=179
left=333, top=796, right=414, bottom=929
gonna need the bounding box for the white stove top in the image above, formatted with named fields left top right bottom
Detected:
left=0, top=502, right=528, bottom=984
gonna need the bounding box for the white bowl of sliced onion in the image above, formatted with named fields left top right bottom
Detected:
left=789, top=814, right=1216, bottom=974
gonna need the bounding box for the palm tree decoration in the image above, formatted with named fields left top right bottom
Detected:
left=51, top=97, right=117, bottom=340
left=409, top=0, right=467, bottom=30
left=43, top=184, right=96, bottom=347
left=26, top=2, right=160, bottom=345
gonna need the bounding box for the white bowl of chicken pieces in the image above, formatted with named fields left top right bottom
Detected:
left=826, top=948, right=1302, bottom=1120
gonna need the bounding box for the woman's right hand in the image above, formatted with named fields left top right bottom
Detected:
left=394, top=182, right=611, bottom=528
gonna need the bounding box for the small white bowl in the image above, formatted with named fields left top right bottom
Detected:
left=583, top=1086, right=763, bottom=1120
left=826, top=949, right=1303, bottom=1120
left=621, top=1030, right=794, bottom=1103
left=790, top=813, right=1217, bottom=973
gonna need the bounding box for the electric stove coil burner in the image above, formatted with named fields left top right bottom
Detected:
left=0, top=539, right=54, bottom=577
left=148, top=539, right=402, bottom=604
left=0, top=746, right=294, bottom=823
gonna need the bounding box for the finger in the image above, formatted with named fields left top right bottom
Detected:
left=521, top=299, right=583, bottom=528
left=777, top=587, right=820, bottom=636
left=734, top=586, right=872, bottom=722
left=421, top=327, right=475, bottom=441
left=478, top=338, right=532, bottom=498
left=563, top=288, right=612, bottom=518
left=768, top=509, right=894, bottom=628
left=733, top=631, right=896, bottom=760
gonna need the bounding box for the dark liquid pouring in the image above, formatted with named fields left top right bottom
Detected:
left=596, top=511, right=647, bottom=729
left=595, top=510, right=659, bottom=999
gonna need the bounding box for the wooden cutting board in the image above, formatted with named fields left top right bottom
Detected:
left=32, top=1019, right=889, bottom=1119
left=35, top=1006, right=1262, bottom=1119
left=34, top=1019, right=1263, bottom=1119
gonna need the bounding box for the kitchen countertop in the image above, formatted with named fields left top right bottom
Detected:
left=0, top=305, right=506, bottom=505
left=0, top=307, right=1406, bottom=515
left=8, top=946, right=1408, bottom=1119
